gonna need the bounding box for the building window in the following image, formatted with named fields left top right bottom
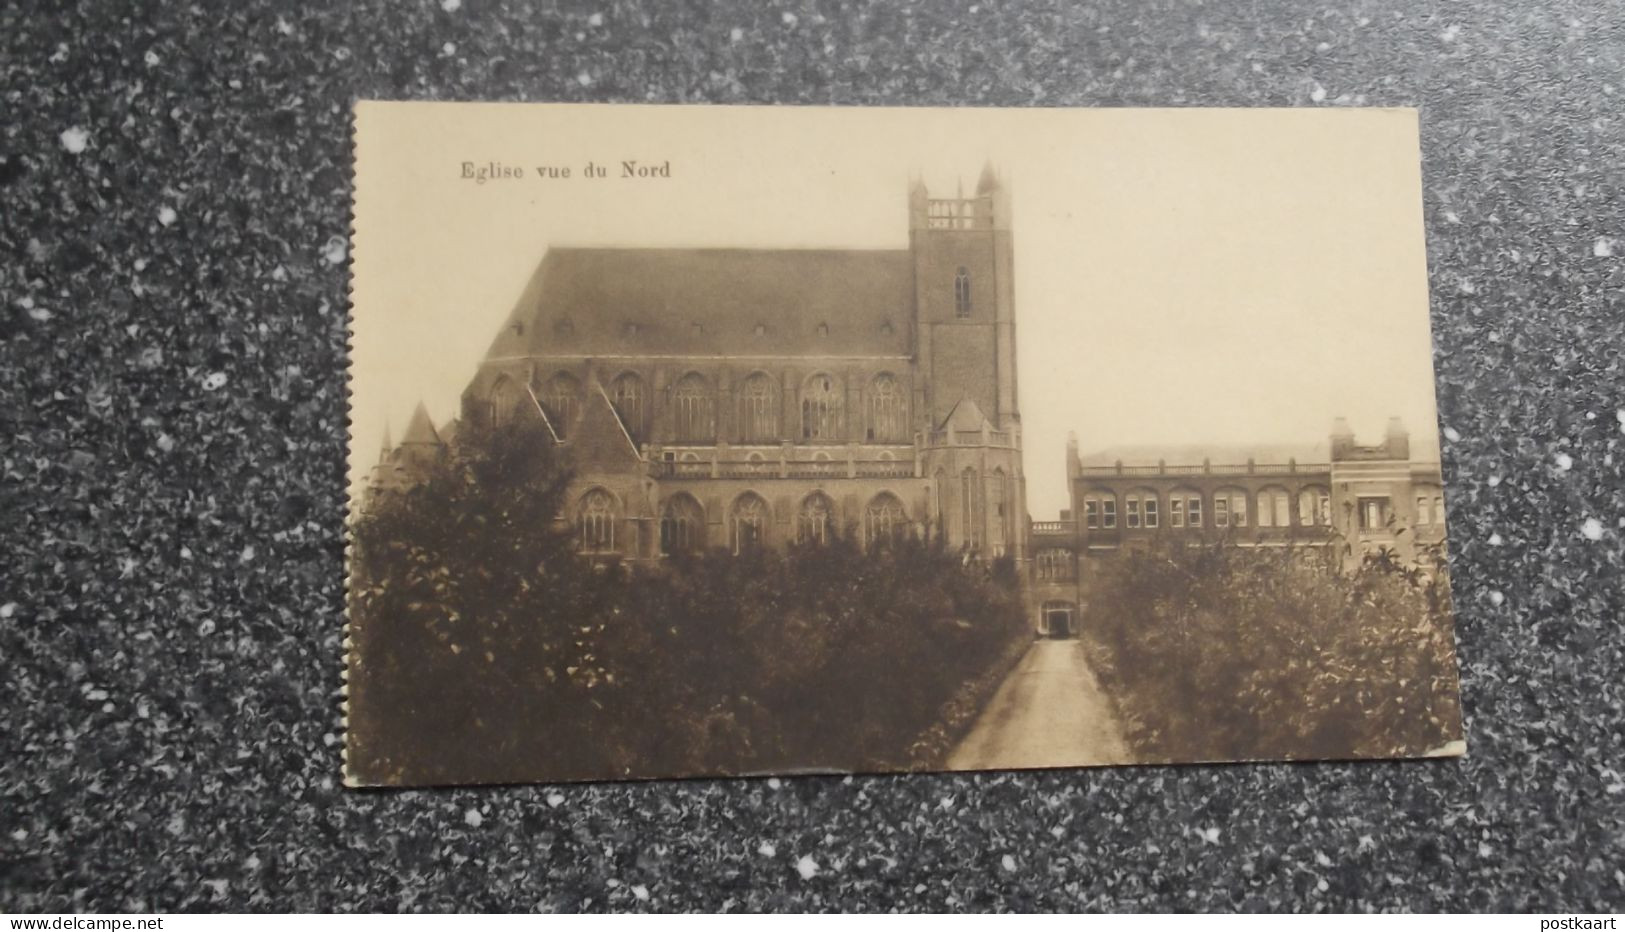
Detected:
left=672, top=373, right=712, bottom=442
left=1188, top=495, right=1203, bottom=527
left=660, top=494, right=703, bottom=555
left=960, top=468, right=981, bottom=546
left=739, top=372, right=778, bottom=443
left=1433, top=495, right=1445, bottom=527
left=801, top=373, right=842, bottom=441
left=1170, top=497, right=1185, bottom=528
left=1127, top=491, right=1159, bottom=529
left=1102, top=497, right=1116, bottom=528
left=799, top=493, right=834, bottom=545
left=1298, top=487, right=1331, bottom=526
left=1213, top=488, right=1246, bottom=527
left=865, top=493, right=907, bottom=546
left=579, top=489, right=616, bottom=553
left=816, top=322, right=829, bottom=337
left=543, top=373, right=581, bottom=440
left=1257, top=488, right=1290, bottom=527
left=990, top=470, right=1008, bottom=554
left=1084, top=498, right=1100, bottom=529
left=731, top=493, right=768, bottom=554
left=933, top=469, right=947, bottom=535
left=954, top=267, right=972, bottom=318
left=1359, top=497, right=1391, bottom=531
left=868, top=373, right=906, bottom=442
left=610, top=372, right=644, bottom=438
left=1037, top=549, right=1072, bottom=580
left=489, top=375, right=520, bottom=427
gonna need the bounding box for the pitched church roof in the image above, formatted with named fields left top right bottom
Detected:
left=939, top=397, right=993, bottom=432
left=484, top=248, right=915, bottom=360
left=400, top=401, right=442, bottom=446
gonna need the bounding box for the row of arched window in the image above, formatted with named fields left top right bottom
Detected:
left=1079, top=486, right=1446, bottom=532
left=581, top=489, right=913, bottom=557
left=489, top=370, right=910, bottom=444
left=1080, top=487, right=1334, bottom=531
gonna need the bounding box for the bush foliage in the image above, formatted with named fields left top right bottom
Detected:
left=347, top=417, right=1030, bottom=785
left=1079, top=537, right=1463, bottom=763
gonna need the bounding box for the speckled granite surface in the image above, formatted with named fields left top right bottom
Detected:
left=3, top=0, right=1622, bottom=913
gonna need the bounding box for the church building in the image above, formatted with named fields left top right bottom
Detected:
left=380, top=167, right=1027, bottom=569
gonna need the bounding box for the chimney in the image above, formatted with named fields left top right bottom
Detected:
left=1384, top=416, right=1410, bottom=460
left=1330, top=416, right=1356, bottom=460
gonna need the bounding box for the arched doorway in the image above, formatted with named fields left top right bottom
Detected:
left=1042, top=601, right=1077, bottom=639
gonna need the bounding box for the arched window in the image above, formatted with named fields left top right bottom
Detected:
left=798, top=492, right=835, bottom=545
left=1126, top=490, right=1159, bottom=529
left=801, top=373, right=842, bottom=441
left=1170, top=489, right=1202, bottom=528
left=933, top=468, right=947, bottom=534
left=1083, top=491, right=1117, bottom=529
left=1298, top=486, right=1331, bottom=526
left=543, top=373, right=581, bottom=440
left=1214, top=487, right=1248, bottom=527
left=739, top=372, right=778, bottom=443
left=1257, top=488, right=1290, bottom=527
left=730, top=493, right=768, bottom=555
left=578, top=489, right=616, bottom=553
left=868, top=373, right=906, bottom=442
left=672, top=373, right=712, bottom=443
left=865, top=492, right=907, bottom=546
left=990, top=469, right=1008, bottom=553
left=960, top=468, right=981, bottom=546
left=610, top=372, right=645, bottom=439
left=489, top=375, right=521, bottom=427
left=660, top=494, right=704, bottom=555
left=954, top=267, right=972, bottom=318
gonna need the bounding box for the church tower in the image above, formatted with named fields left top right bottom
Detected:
left=911, top=166, right=1026, bottom=563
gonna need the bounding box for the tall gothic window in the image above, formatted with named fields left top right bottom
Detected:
left=868, top=373, right=906, bottom=442
left=660, top=494, right=703, bottom=555
left=801, top=373, right=842, bottom=441
left=579, top=489, right=616, bottom=553
left=798, top=492, right=834, bottom=545
left=543, top=373, right=581, bottom=440
left=933, top=468, right=947, bottom=537
left=990, top=469, right=1008, bottom=554
left=610, top=372, right=644, bottom=439
left=673, top=373, right=712, bottom=443
left=730, top=493, right=768, bottom=555
left=960, top=468, right=981, bottom=547
left=489, top=375, right=520, bottom=427
left=954, top=267, right=972, bottom=318
left=739, top=372, right=778, bottom=443
left=865, top=493, right=907, bottom=546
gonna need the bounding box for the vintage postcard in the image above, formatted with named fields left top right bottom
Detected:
left=344, top=102, right=1464, bottom=787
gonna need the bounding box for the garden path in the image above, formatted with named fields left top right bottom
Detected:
left=946, top=638, right=1131, bottom=771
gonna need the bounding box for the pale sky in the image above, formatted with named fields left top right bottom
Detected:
left=351, top=104, right=1442, bottom=518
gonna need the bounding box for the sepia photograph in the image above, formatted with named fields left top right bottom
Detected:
left=344, top=103, right=1464, bottom=787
